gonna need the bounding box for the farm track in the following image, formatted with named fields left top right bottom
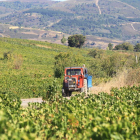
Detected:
left=120, top=22, right=140, bottom=32
left=131, top=24, right=136, bottom=31
left=114, top=0, right=138, bottom=10
left=21, top=87, right=99, bottom=107
left=96, top=0, right=102, bottom=15
left=21, top=98, right=43, bottom=107
left=0, top=33, right=5, bottom=37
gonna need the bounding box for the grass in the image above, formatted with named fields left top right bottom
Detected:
left=91, top=68, right=140, bottom=94
left=91, top=70, right=128, bottom=94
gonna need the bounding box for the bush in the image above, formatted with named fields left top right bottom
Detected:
left=114, top=42, right=134, bottom=51
left=89, top=49, right=136, bottom=79
left=134, top=43, right=140, bottom=52
left=126, top=68, right=140, bottom=86
left=3, top=51, right=12, bottom=60
left=42, top=78, right=61, bottom=101
left=54, top=52, right=84, bottom=78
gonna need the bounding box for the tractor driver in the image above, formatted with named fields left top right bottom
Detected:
left=82, top=64, right=88, bottom=75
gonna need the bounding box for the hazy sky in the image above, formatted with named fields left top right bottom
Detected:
left=53, top=0, right=67, bottom=1
left=0, top=0, right=66, bottom=1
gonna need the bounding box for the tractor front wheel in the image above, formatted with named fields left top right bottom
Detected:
left=62, top=89, right=72, bottom=97
left=81, top=87, right=84, bottom=93
left=84, top=79, right=87, bottom=96
left=69, top=91, right=72, bottom=96
left=66, top=91, right=72, bottom=97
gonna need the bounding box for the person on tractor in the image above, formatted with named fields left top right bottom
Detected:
left=83, top=64, right=88, bottom=75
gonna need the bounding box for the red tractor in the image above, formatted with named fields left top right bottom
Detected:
left=62, top=66, right=92, bottom=97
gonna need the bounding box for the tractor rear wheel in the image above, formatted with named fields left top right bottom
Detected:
left=84, top=79, right=87, bottom=96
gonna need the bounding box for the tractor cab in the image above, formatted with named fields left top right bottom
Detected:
left=66, top=68, right=81, bottom=76
left=62, top=66, right=92, bottom=97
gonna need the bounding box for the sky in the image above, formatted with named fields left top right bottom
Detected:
left=52, top=0, right=67, bottom=1
left=0, top=0, right=66, bottom=1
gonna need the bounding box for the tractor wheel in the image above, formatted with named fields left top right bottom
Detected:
left=62, top=89, right=72, bottom=97
left=81, top=87, right=84, bottom=93
left=66, top=91, right=72, bottom=97
left=66, top=91, right=69, bottom=97
left=69, top=91, right=72, bottom=96
left=84, top=79, right=87, bottom=96
left=88, top=87, right=91, bottom=93
left=62, top=89, right=66, bottom=97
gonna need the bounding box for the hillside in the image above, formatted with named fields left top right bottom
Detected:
left=0, top=37, right=91, bottom=98
left=1, top=37, right=140, bottom=98
left=119, top=0, right=140, bottom=10
left=0, top=23, right=123, bottom=49
left=0, top=0, right=140, bottom=48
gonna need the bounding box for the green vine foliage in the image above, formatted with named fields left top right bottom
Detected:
left=0, top=92, right=21, bottom=109
left=0, top=86, right=140, bottom=139
left=43, top=78, right=61, bottom=101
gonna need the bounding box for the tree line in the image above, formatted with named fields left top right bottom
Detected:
left=24, top=8, right=74, bottom=18
left=109, top=42, right=140, bottom=52
left=0, top=1, right=45, bottom=11
left=118, top=16, right=140, bottom=22
left=62, top=34, right=140, bottom=52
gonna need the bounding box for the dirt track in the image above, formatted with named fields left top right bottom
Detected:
left=21, top=86, right=102, bottom=107
left=21, top=98, right=43, bottom=107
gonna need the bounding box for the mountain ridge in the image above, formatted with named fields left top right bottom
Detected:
left=0, top=0, right=140, bottom=48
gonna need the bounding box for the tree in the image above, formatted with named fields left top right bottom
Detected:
left=114, top=42, right=134, bottom=51
left=134, top=43, right=140, bottom=52
left=68, top=34, right=86, bottom=48
left=61, top=35, right=67, bottom=44
left=89, top=48, right=105, bottom=58
left=108, top=43, right=113, bottom=50
left=54, top=52, right=84, bottom=78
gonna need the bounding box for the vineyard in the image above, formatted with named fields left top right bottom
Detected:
left=0, top=37, right=140, bottom=139
left=1, top=37, right=139, bottom=99
left=0, top=86, right=140, bottom=139
left=0, top=37, right=89, bottom=98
